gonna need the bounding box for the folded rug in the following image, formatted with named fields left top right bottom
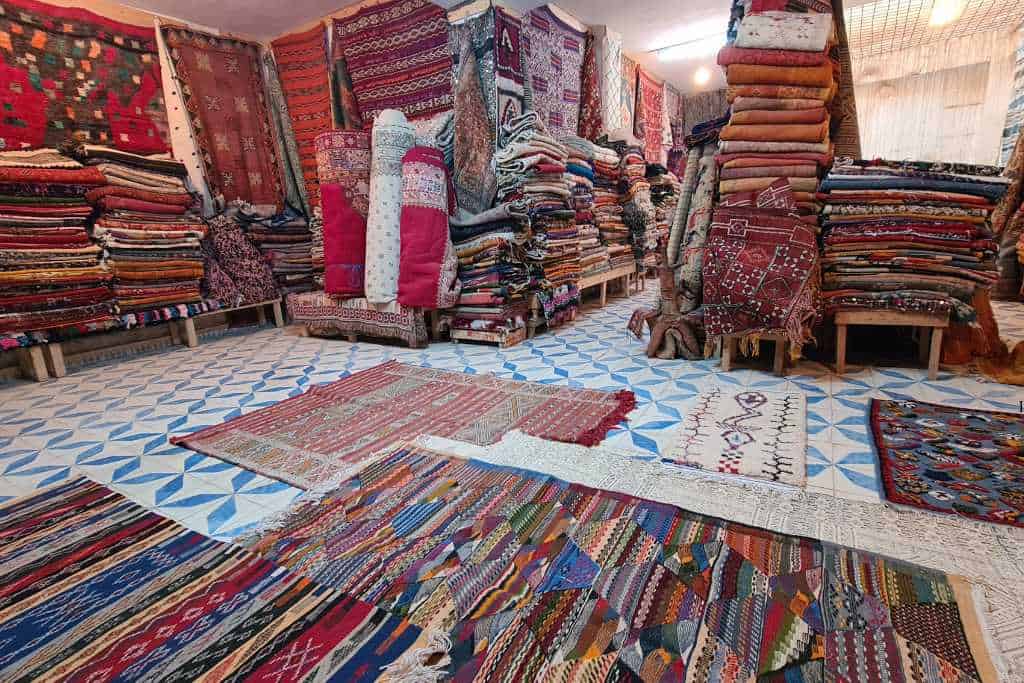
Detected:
left=172, top=359, right=636, bottom=491
left=730, top=107, right=828, bottom=125
left=727, top=62, right=835, bottom=88
left=728, top=85, right=834, bottom=102
left=734, top=10, right=833, bottom=51
left=321, top=182, right=366, bottom=296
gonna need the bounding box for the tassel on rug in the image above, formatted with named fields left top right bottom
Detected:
left=380, top=629, right=452, bottom=682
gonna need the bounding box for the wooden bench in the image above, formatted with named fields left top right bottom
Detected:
left=721, top=332, right=790, bottom=377
left=450, top=325, right=527, bottom=348
left=577, top=264, right=636, bottom=307
left=835, top=309, right=949, bottom=381
left=174, top=298, right=284, bottom=348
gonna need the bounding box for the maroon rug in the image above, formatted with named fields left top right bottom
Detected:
left=172, top=360, right=635, bottom=491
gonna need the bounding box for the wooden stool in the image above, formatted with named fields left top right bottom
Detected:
left=835, top=310, right=949, bottom=381
left=721, top=333, right=790, bottom=377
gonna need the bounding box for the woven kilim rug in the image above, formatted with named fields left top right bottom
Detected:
left=872, top=398, right=1024, bottom=528
left=667, top=388, right=807, bottom=486
left=244, top=443, right=997, bottom=682
left=0, top=478, right=419, bottom=681
left=172, top=360, right=635, bottom=491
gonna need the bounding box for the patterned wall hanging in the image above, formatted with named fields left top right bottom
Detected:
left=365, top=109, right=414, bottom=303
left=637, top=69, right=665, bottom=164
left=494, top=6, right=526, bottom=129
left=328, top=27, right=363, bottom=130
left=332, top=0, right=453, bottom=125
left=449, top=7, right=496, bottom=132
left=271, top=24, right=333, bottom=208
left=578, top=31, right=603, bottom=141
left=0, top=0, right=169, bottom=153
left=620, top=53, right=638, bottom=134
left=162, top=25, right=283, bottom=208
left=522, top=4, right=586, bottom=138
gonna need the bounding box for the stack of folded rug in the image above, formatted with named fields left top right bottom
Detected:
left=446, top=201, right=536, bottom=335
left=495, top=113, right=580, bottom=329
left=564, top=136, right=610, bottom=279
left=618, top=143, right=658, bottom=271
left=0, top=150, right=118, bottom=342
left=648, top=164, right=680, bottom=259
left=82, top=148, right=207, bottom=314
left=592, top=144, right=633, bottom=270
left=819, top=158, right=1011, bottom=322
left=717, top=3, right=837, bottom=218
left=235, top=204, right=315, bottom=295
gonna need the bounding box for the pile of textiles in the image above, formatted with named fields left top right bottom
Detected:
left=618, top=143, right=658, bottom=271
left=234, top=204, right=315, bottom=295
left=564, top=136, right=610, bottom=278
left=495, top=112, right=580, bottom=328
left=82, top=149, right=206, bottom=312
left=202, top=206, right=280, bottom=307
left=592, top=143, right=633, bottom=270
left=703, top=179, right=821, bottom=348
left=648, top=163, right=681, bottom=257
left=446, top=201, right=536, bottom=335
left=716, top=2, right=838, bottom=218
left=819, top=158, right=1011, bottom=323
left=0, top=153, right=118, bottom=338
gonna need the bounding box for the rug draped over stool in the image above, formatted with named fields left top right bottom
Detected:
left=667, top=388, right=806, bottom=486
left=872, top=398, right=1024, bottom=528
left=172, top=360, right=636, bottom=491
left=243, top=442, right=998, bottom=682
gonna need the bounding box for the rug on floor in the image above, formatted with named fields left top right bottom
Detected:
left=244, top=443, right=996, bottom=682
left=872, top=398, right=1024, bottom=528
left=666, top=388, right=807, bottom=486
left=0, top=478, right=421, bottom=682
left=172, top=360, right=635, bottom=491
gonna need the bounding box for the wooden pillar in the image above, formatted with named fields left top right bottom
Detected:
left=17, top=346, right=49, bottom=382
left=43, top=343, right=66, bottom=378
left=928, top=328, right=943, bottom=381
left=721, top=336, right=736, bottom=371
left=271, top=299, right=285, bottom=327
left=181, top=318, right=198, bottom=348
left=835, top=324, right=848, bottom=375
left=773, top=339, right=787, bottom=377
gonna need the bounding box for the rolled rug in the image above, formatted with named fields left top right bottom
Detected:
left=365, top=110, right=414, bottom=304
left=321, top=182, right=366, bottom=297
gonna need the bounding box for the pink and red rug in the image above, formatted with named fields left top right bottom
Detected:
left=172, top=360, right=635, bottom=491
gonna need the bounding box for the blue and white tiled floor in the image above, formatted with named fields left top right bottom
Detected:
left=2, top=285, right=1023, bottom=542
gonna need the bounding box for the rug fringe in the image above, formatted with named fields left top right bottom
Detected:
left=570, top=390, right=637, bottom=447
left=380, top=629, right=452, bottom=682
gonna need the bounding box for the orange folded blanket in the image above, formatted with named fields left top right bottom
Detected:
left=727, top=84, right=835, bottom=102
left=730, top=107, right=828, bottom=125
left=732, top=96, right=827, bottom=112
left=720, top=120, right=830, bottom=143
left=726, top=62, right=834, bottom=88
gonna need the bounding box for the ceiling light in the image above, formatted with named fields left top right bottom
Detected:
left=694, top=66, right=711, bottom=86
left=657, top=34, right=726, bottom=62
left=929, top=0, right=965, bottom=26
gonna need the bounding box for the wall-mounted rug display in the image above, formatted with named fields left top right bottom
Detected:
left=494, top=6, right=526, bottom=128
left=270, top=24, right=333, bottom=206
left=593, top=26, right=623, bottom=134
left=365, top=109, right=414, bottom=303
left=328, top=33, right=363, bottom=130
left=0, top=0, right=169, bottom=154
left=667, top=387, right=807, bottom=486
left=452, top=43, right=497, bottom=215
left=0, top=478, right=420, bottom=681
left=620, top=53, right=638, bottom=133
left=331, top=0, right=453, bottom=124
left=244, top=442, right=998, bottom=683
left=872, top=398, right=1024, bottom=528
left=172, top=360, right=636, bottom=491
left=450, top=6, right=497, bottom=132
left=637, top=69, right=665, bottom=164
left=522, top=4, right=586, bottom=138
left=260, top=50, right=309, bottom=213
left=162, top=25, right=283, bottom=207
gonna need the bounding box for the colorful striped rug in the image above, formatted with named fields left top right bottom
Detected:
left=245, top=443, right=998, bottom=682
left=172, top=360, right=635, bottom=491
left=0, top=478, right=419, bottom=681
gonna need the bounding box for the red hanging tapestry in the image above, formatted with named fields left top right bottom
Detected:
left=331, top=0, right=453, bottom=125
left=637, top=69, right=665, bottom=164
left=271, top=25, right=333, bottom=208
left=577, top=31, right=603, bottom=141
left=162, top=26, right=283, bottom=207
left=0, top=0, right=169, bottom=153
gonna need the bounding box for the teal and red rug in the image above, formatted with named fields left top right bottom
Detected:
left=872, top=398, right=1024, bottom=528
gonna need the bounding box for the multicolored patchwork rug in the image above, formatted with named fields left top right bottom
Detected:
left=172, top=360, right=635, bottom=491
left=667, top=388, right=806, bottom=486
left=872, top=398, right=1024, bottom=528
left=245, top=443, right=996, bottom=682
left=0, top=478, right=418, bottom=681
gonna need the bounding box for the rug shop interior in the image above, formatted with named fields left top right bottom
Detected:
left=3, top=0, right=1024, bottom=680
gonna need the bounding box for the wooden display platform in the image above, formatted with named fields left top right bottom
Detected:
left=174, top=299, right=284, bottom=348
left=834, top=309, right=949, bottom=381
left=577, top=264, right=637, bottom=307
left=720, top=333, right=791, bottom=377
left=450, top=326, right=527, bottom=348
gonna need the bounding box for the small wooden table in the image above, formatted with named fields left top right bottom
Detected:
left=834, top=309, right=949, bottom=380
left=721, top=333, right=790, bottom=377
